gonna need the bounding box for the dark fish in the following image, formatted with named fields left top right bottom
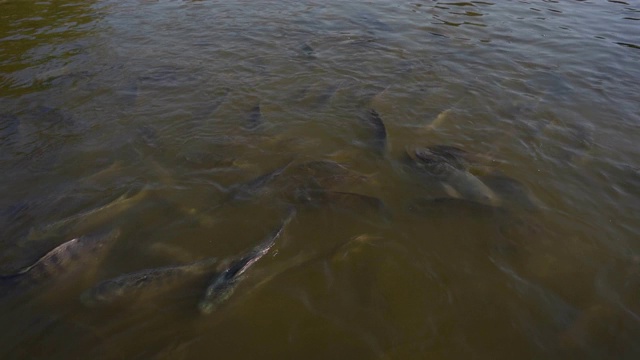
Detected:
left=284, top=160, right=368, bottom=194
left=300, top=190, right=390, bottom=220
left=300, top=43, right=315, bottom=57
left=32, top=105, right=74, bottom=128
left=80, top=257, right=219, bottom=307
left=408, top=197, right=507, bottom=218
left=362, top=109, right=387, bottom=154
left=405, top=146, right=499, bottom=205
left=244, top=103, right=262, bottom=130
left=230, top=161, right=293, bottom=201
left=26, top=188, right=150, bottom=242
left=136, top=125, right=158, bottom=148
left=408, top=145, right=489, bottom=172
left=2, top=229, right=121, bottom=291
left=353, top=12, right=393, bottom=32
left=314, top=82, right=342, bottom=108
left=479, top=174, right=541, bottom=211
left=194, top=87, right=231, bottom=121
left=416, top=145, right=470, bottom=170
left=119, top=80, right=138, bottom=107
left=0, top=113, right=20, bottom=140
left=198, top=209, right=295, bottom=314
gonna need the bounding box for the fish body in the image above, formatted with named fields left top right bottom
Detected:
left=284, top=160, right=368, bottom=196
left=26, top=188, right=150, bottom=242
left=198, top=210, right=295, bottom=314
left=244, top=103, right=262, bottom=130
left=362, top=109, right=387, bottom=154
left=2, top=229, right=121, bottom=291
left=480, top=174, right=541, bottom=211
left=443, top=167, right=499, bottom=205
left=406, top=146, right=498, bottom=205
left=0, top=113, right=19, bottom=139
left=230, top=161, right=292, bottom=201
left=80, top=257, right=218, bottom=307
left=300, top=43, right=315, bottom=57
left=408, top=197, right=507, bottom=218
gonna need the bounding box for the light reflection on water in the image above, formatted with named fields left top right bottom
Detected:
left=1, top=0, right=639, bottom=358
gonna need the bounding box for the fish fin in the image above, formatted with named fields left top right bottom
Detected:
left=441, top=183, right=462, bottom=198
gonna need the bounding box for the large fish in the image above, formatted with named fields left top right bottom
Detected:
left=1, top=229, right=121, bottom=293
left=198, top=209, right=295, bottom=314
left=479, top=173, right=542, bottom=211
left=301, top=190, right=390, bottom=219
left=228, top=160, right=293, bottom=201
left=80, top=257, right=219, bottom=307
left=407, top=197, right=507, bottom=218
left=406, top=146, right=499, bottom=205
left=244, top=103, right=262, bottom=131
left=26, top=188, right=150, bottom=242
left=362, top=109, right=387, bottom=155
left=281, top=160, right=369, bottom=200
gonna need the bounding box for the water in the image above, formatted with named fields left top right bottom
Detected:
left=1, top=0, right=639, bottom=358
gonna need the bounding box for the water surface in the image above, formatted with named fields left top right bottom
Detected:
left=1, top=0, right=640, bottom=359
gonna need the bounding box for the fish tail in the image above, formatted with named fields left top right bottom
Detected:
left=191, top=257, right=219, bottom=273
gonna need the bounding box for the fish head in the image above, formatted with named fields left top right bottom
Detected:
left=89, top=228, right=122, bottom=253
left=79, top=274, right=127, bottom=308
left=198, top=283, right=236, bottom=315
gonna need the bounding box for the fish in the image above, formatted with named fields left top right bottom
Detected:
left=300, top=43, right=315, bottom=57
left=425, top=109, right=452, bottom=131
left=282, top=160, right=368, bottom=196
left=80, top=257, right=219, bottom=307
left=406, top=146, right=499, bottom=205
left=408, top=145, right=494, bottom=171
left=26, top=188, right=151, bottom=242
left=0, top=113, right=19, bottom=140
left=198, top=209, right=295, bottom=314
left=352, top=12, right=393, bottom=32
left=479, top=174, right=542, bottom=211
left=244, top=103, right=262, bottom=130
left=362, top=109, right=387, bottom=155
left=1, top=229, right=121, bottom=292
left=193, top=87, right=231, bottom=121
left=296, top=189, right=391, bottom=221
left=408, top=197, right=508, bottom=218
left=312, top=190, right=386, bottom=211
left=119, top=79, right=139, bottom=107
left=441, top=167, right=499, bottom=205
left=313, top=82, right=344, bottom=108
left=136, top=125, right=159, bottom=148
left=229, top=160, right=293, bottom=201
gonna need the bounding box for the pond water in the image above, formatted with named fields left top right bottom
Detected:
left=1, top=0, right=639, bottom=359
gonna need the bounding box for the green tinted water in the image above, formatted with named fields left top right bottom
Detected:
left=1, top=0, right=639, bottom=359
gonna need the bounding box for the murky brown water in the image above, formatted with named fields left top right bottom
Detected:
left=1, top=0, right=640, bottom=359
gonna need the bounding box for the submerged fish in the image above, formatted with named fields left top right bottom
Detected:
left=307, top=190, right=386, bottom=211
left=480, top=173, right=542, bottom=211
left=406, top=146, right=498, bottom=205
left=26, top=188, right=151, bottom=242
left=229, top=160, right=293, bottom=201
left=425, top=108, right=453, bottom=131
left=442, top=167, right=499, bottom=205
left=136, top=124, right=159, bottom=148
left=312, top=82, right=344, bottom=108
left=1, top=229, right=121, bottom=292
left=0, top=113, right=19, bottom=139
left=244, top=103, right=262, bottom=130
left=300, top=43, right=315, bottom=57
left=282, top=160, right=368, bottom=196
left=80, top=257, right=219, bottom=307
left=362, top=109, right=387, bottom=155
left=198, top=209, right=295, bottom=314
left=408, top=197, right=507, bottom=218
